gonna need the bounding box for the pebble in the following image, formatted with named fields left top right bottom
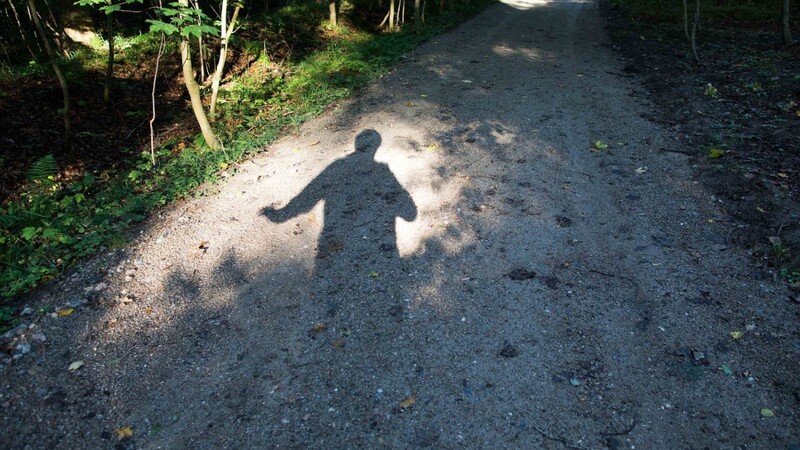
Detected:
left=20, top=307, right=34, bottom=316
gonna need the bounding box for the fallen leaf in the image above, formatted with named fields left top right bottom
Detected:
left=760, top=408, right=774, bottom=418
left=708, top=148, right=725, bottom=158
left=756, top=207, right=766, bottom=213
left=420, top=94, right=428, bottom=97
left=56, top=308, right=74, bottom=316
left=68, top=360, right=84, bottom=372
left=143, top=307, right=154, bottom=314
left=368, top=271, right=379, bottom=278
left=594, top=140, right=609, bottom=150
left=426, top=143, right=438, bottom=151
left=719, top=365, right=733, bottom=376
left=198, top=241, right=209, bottom=250
left=404, top=101, right=415, bottom=107
left=399, top=395, right=416, bottom=408
left=635, top=166, right=648, bottom=174
left=332, top=338, right=344, bottom=348
left=114, top=426, right=134, bottom=440
left=309, top=141, right=320, bottom=146
left=292, top=146, right=301, bottom=151
left=312, top=323, right=327, bottom=332
left=730, top=330, right=744, bottom=340
left=777, top=172, right=789, bottom=179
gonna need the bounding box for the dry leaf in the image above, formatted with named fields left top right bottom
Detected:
left=777, top=172, right=789, bottom=179
left=399, top=395, right=416, bottom=408
left=309, top=141, right=320, bottom=146
left=312, top=323, right=327, bottom=332
left=56, top=308, right=74, bottom=316
left=144, top=307, right=154, bottom=314
left=404, top=101, right=415, bottom=107
left=730, top=330, right=744, bottom=340
left=114, top=426, right=134, bottom=440
left=635, top=167, right=648, bottom=174
left=327, top=242, right=344, bottom=251
left=332, top=338, right=344, bottom=348
left=708, top=148, right=725, bottom=158
left=68, top=360, right=84, bottom=372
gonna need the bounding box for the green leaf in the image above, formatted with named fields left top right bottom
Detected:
left=21, top=227, right=38, bottom=241
left=42, top=228, right=59, bottom=240
left=182, top=25, right=220, bottom=38
left=100, top=4, right=122, bottom=14
left=760, top=408, right=774, bottom=418
left=146, top=20, right=179, bottom=36
left=594, top=140, right=608, bottom=150
left=128, top=170, right=143, bottom=181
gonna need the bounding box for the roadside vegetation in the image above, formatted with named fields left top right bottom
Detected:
left=0, top=0, right=494, bottom=311
left=607, top=0, right=799, bottom=288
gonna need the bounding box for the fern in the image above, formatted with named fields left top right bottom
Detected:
left=26, top=155, right=58, bottom=183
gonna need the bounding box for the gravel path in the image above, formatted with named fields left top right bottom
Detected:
left=3, top=0, right=798, bottom=448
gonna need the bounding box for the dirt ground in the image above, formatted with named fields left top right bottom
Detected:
left=2, top=0, right=799, bottom=448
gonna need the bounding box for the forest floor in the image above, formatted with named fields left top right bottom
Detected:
left=2, top=0, right=799, bottom=448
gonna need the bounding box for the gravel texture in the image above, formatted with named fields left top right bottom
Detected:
left=2, top=0, right=799, bottom=448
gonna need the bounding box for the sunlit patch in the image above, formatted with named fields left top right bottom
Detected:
left=502, top=0, right=549, bottom=10
left=492, top=44, right=553, bottom=62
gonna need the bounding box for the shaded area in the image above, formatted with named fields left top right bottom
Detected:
left=262, top=129, right=417, bottom=264
left=0, top=1, right=798, bottom=449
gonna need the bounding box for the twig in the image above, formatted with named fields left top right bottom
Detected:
left=531, top=425, right=587, bottom=450
left=125, top=117, right=149, bottom=140
left=588, top=268, right=641, bottom=300
left=150, top=31, right=167, bottom=165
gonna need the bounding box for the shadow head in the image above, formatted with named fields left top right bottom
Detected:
left=355, top=129, right=381, bottom=157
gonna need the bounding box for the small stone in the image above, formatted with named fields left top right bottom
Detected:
left=745, top=324, right=756, bottom=331
left=499, top=341, right=520, bottom=358
left=93, top=282, right=108, bottom=292
left=31, top=333, right=46, bottom=342
left=69, top=298, right=87, bottom=308
left=16, top=343, right=31, bottom=354
left=20, top=307, right=34, bottom=316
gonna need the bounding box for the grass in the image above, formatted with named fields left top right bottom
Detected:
left=0, top=0, right=495, bottom=320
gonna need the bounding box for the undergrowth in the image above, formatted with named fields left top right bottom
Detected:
left=0, top=0, right=495, bottom=309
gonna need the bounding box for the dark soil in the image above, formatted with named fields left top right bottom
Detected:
left=0, top=57, right=193, bottom=198
left=602, top=0, right=800, bottom=278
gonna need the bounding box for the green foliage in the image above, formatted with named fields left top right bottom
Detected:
left=0, top=0, right=496, bottom=302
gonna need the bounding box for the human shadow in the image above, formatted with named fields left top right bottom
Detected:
left=262, top=129, right=417, bottom=273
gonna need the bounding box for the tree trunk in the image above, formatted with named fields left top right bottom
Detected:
left=389, top=0, right=395, bottom=29
left=682, top=0, right=689, bottom=41
left=782, top=0, right=793, bottom=45
left=104, top=12, right=113, bottom=105
left=210, top=1, right=240, bottom=117
left=414, top=0, right=420, bottom=34
left=28, top=0, right=71, bottom=153
left=690, top=0, right=700, bottom=62
left=329, top=0, right=336, bottom=26
left=178, top=0, right=220, bottom=150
